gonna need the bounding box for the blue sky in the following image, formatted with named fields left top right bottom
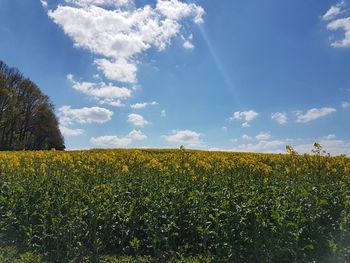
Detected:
left=0, top=0, right=350, bottom=154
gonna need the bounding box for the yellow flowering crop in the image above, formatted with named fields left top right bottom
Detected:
left=0, top=148, right=349, bottom=262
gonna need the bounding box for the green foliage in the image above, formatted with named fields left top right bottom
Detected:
left=0, top=149, right=350, bottom=262
left=0, top=247, right=44, bottom=263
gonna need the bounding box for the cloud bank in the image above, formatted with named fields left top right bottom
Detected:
left=48, top=0, right=204, bottom=84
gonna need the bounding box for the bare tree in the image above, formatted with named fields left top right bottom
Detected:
left=0, top=60, right=65, bottom=150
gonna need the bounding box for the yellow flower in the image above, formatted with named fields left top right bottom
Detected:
left=122, top=165, right=129, bottom=174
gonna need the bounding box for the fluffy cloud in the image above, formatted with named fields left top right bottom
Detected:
left=295, top=107, right=336, bottom=123
left=127, top=113, right=150, bottom=127
left=271, top=112, right=287, bottom=124
left=40, top=0, right=48, bottom=8
left=182, top=33, right=194, bottom=49
left=255, top=132, right=271, bottom=141
left=130, top=101, right=158, bottom=109
left=94, top=58, right=137, bottom=83
left=128, top=129, right=147, bottom=140
left=162, top=130, right=203, bottom=146
left=183, top=40, right=194, bottom=49
left=67, top=74, right=131, bottom=107
left=156, top=0, right=204, bottom=24
left=59, top=105, right=113, bottom=125
left=230, top=110, right=259, bottom=127
left=327, top=17, right=350, bottom=47
left=48, top=0, right=204, bottom=83
left=323, top=1, right=345, bottom=21
left=324, top=1, right=350, bottom=48
left=90, top=135, right=132, bottom=147
left=59, top=126, right=84, bottom=137
left=90, top=129, right=147, bottom=148
left=342, top=101, right=350, bottom=108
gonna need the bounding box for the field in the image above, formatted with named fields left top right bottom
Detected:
left=1, top=146, right=350, bottom=262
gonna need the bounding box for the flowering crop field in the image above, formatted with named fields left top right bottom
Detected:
left=1, top=148, right=350, bottom=262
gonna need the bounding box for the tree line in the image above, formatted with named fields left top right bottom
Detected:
left=0, top=60, right=65, bottom=150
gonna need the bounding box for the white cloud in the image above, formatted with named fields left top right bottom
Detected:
left=182, top=34, right=194, bottom=49
left=127, top=113, right=150, bottom=127
left=323, top=1, right=345, bottom=21
left=128, top=129, right=147, bottom=140
left=210, top=137, right=289, bottom=154
left=296, top=107, right=336, bottom=123
left=59, top=126, right=84, bottom=137
left=156, top=0, right=205, bottom=24
left=210, top=134, right=350, bottom=156
left=323, top=1, right=350, bottom=48
left=231, top=140, right=286, bottom=154
left=271, top=112, right=287, bottom=124
left=90, top=128, right=146, bottom=148
left=130, top=101, right=158, bottom=109
left=230, top=110, right=258, bottom=127
left=48, top=5, right=139, bottom=59
left=208, top=136, right=350, bottom=156
left=232, top=110, right=258, bottom=122
left=95, top=58, right=137, bottom=83
left=90, top=135, right=132, bottom=147
left=59, top=105, right=113, bottom=125
left=342, top=101, right=350, bottom=108
left=66, top=0, right=133, bottom=7
left=98, top=99, right=125, bottom=107
left=160, top=110, right=166, bottom=117
left=327, top=17, right=350, bottom=48
left=323, top=6, right=342, bottom=21
left=40, top=0, right=48, bottom=8
left=287, top=137, right=350, bottom=156
left=183, top=40, right=194, bottom=49
left=48, top=0, right=205, bottom=83
left=294, top=139, right=350, bottom=156
left=207, top=147, right=226, bottom=152
left=256, top=132, right=271, bottom=141
left=67, top=74, right=132, bottom=106
left=162, top=129, right=203, bottom=146
left=324, top=134, right=337, bottom=140
left=242, top=134, right=253, bottom=141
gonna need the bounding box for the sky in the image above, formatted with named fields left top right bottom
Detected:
left=0, top=0, right=349, bottom=155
